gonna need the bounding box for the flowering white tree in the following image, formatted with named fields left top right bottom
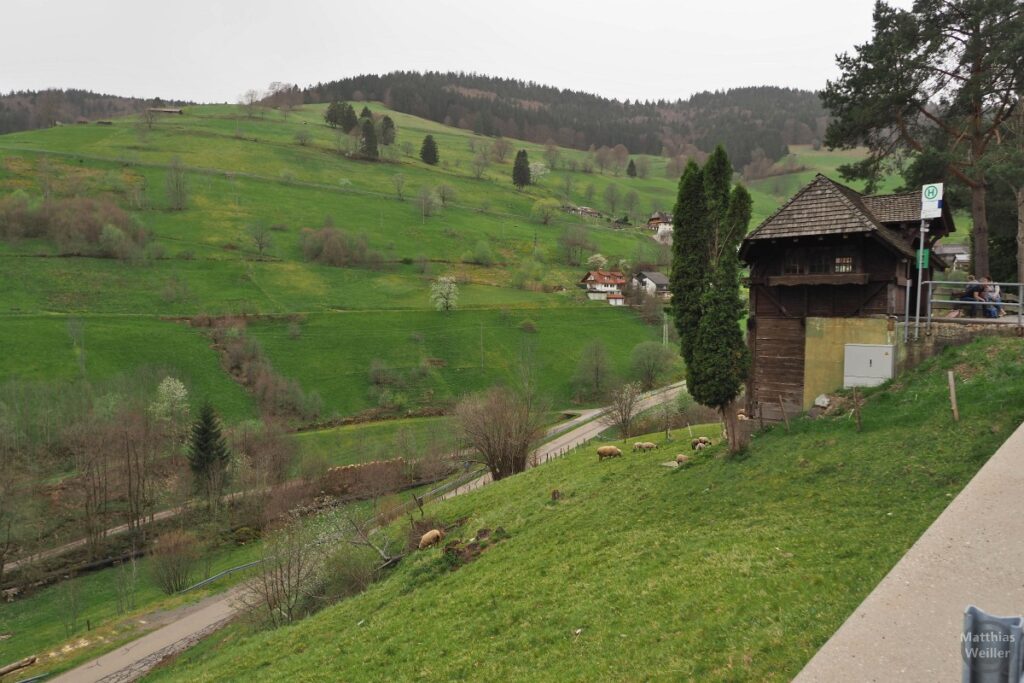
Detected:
left=430, top=276, right=459, bottom=313
left=528, top=162, right=549, bottom=184
left=586, top=253, right=608, bottom=270
left=150, top=376, right=190, bottom=442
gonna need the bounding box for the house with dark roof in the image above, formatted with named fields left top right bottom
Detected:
left=740, top=174, right=955, bottom=420
left=632, top=270, right=671, bottom=300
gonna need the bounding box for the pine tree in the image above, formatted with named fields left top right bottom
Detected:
left=512, top=149, right=531, bottom=189
left=340, top=103, right=358, bottom=133
left=420, top=135, right=439, bottom=165
left=669, top=161, right=710, bottom=364
left=380, top=115, right=396, bottom=146
left=626, top=159, right=637, bottom=178
left=359, top=105, right=372, bottom=119
left=360, top=119, right=379, bottom=159
left=187, top=403, right=230, bottom=508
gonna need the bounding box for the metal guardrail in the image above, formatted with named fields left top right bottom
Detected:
left=179, top=560, right=264, bottom=594
left=922, top=280, right=1024, bottom=335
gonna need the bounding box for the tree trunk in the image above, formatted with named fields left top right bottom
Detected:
left=971, top=181, right=990, bottom=278
left=1017, top=186, right=1024, bottom=284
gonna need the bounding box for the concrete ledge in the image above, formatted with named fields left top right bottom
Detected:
left=795, top=420, right=1024, bottom=681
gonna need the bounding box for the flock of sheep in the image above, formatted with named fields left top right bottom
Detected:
left=595, top=435, right=713, bottom=465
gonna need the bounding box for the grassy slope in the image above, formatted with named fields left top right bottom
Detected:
left=0, top=105, right=889, bottom=423
left=247, top=307, right=661, bottom=415
left=153, top=337, right=1024, bottom=681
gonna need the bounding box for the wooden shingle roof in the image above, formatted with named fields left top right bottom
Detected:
left=860, top=192, right=920, bottom=223
left=742, top=174, right=915, bottom=259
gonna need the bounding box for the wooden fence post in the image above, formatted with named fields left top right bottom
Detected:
left=777, top=394, right=790, bottom=432
left=853, top=387, right=862, bottom=432
left=947, top=371, right=960, bottom=422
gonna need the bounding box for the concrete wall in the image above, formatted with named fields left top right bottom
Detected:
left=802, top=317, right=897, bottom=408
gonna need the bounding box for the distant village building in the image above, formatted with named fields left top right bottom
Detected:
left=568, top=206, right=602, bottom=219
left=740, top=174, right=955, bottom=421
left=147, top=107, right=183, bottom=115
left=647, top=211, right=672, bottom=231
left=632, top=271, right=671, bottom=300
left=580, top=270, right=627, bottom=304
left=934, top=244, right=970, bottom=271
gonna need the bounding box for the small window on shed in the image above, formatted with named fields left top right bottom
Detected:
left=783, top=250, right=803, bottom=275
left=808, top=249, right=831, bottom=275
left=834, top=256, right=854, bottom=273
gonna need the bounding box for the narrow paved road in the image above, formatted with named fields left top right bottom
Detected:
left=52, top=382, right=684, bottom=682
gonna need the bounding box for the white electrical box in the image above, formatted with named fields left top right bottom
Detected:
left=844, top=344, right=895, bottom=388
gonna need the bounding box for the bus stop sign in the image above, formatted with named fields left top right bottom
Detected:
left=921, top=183, right=943, bottom=219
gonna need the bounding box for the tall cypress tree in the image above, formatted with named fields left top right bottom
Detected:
left=669, top=161, right=709, bottom=364
left=188, top=402, right=230, bottom=507
left=512, top=149, right=531, bottom=189
left=380, top=115, right=396, bottom=146
left=340, top=103, right=358, bottom=133
left=687, top=241, right=750, bottom=451
left=420, top=135, right=439, bottom=165
left=672, top=149, right=753, bottom=453
left=360, top=118, right=379, bottom=159
left=626, top=159, right=637, bottom=177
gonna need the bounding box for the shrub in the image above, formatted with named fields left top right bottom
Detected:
left=300, top=228, right=382, bottom=268
left=519, top=319, right=538, bottom=333
left=150, top=530, right=199, bottom=594
left=462, top=239, right=494, bottom=266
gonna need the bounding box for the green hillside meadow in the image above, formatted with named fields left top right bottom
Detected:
left=150, top=338, right=1024, bottom=681
left=0, top=102, right=893, bottom=423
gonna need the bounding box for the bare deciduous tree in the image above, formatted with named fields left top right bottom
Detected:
left=391, top=173, right=406, bottom=200
left=166, top=157, right=188, bottom=211
left=455, top=387, right=545, bottom=480
left=242, top=518, right=321, bottom=627
left=248, top=224, right=272, bottom=257
left=491, top=137, right=511, bottom=163
left=604, top=382, right=642, bottom=438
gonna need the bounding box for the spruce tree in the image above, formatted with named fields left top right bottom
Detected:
left=340, top=104, right=358, bottom=133
left=359, top=105, right=373, bottom=119
left=420, top=135, right=439, bottom=165
left=360, top=119, right=379, bottom=159
left=512, top=149, right=531, bottom=189
left=626, top=159, right=637, bottom=178
left=324, top=101, right=343, bottom=128
left=669, top=161, right=709, bottom=364
left=187, top=402, right=230, bottom=507
left=380, top=115, right=396, bottom=146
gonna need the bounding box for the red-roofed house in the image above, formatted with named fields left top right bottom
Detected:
left=580, top=270, right=627, bottom=303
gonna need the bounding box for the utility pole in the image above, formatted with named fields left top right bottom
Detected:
left=480, top=321, right=484, bottom=369
left=662, top=310, right=669, bottom=346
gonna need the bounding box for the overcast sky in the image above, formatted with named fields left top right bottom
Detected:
left=2, top=0, right=912, bottom=103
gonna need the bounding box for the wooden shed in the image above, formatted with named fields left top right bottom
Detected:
left=739, top=174, right=954, bottom=420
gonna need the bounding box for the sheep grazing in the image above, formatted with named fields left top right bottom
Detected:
left=675, top=454, right=691, bottom=466
left=698, top=436, right=711, bottom=445
left=642, top=442, right=658, bottom=451
left=632, top=442, right=645, bottom=452
left=690, top=438, right=700, bottom=450
left=418, top=528, right=446, bottom=550
left=694, top=442, right=707, bottom=451
left=596, top=445, right=622, bottom=461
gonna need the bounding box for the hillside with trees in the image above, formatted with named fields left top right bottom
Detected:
left=0, top=89, right=190, bottom=133
left=302, top=72, right=827, bottom=169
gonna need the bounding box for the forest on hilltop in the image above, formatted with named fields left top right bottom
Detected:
left=0, top=89, right=190, bottom=134
left=304, top=71, right=827, bottom=168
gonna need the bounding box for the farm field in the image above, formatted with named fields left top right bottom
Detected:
left=149, top=337, right=1024, bottom=682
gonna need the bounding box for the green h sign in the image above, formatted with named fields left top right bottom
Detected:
left=917, top=248, right=930, bottom=268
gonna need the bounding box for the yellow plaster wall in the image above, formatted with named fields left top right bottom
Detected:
left=802, top=317, right=896, bottom=408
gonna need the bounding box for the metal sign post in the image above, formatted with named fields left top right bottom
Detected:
left=915, top=183, right=943, bottom=340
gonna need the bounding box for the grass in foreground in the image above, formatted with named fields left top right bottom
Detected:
left=151, top=337, right=1024, bottom=681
